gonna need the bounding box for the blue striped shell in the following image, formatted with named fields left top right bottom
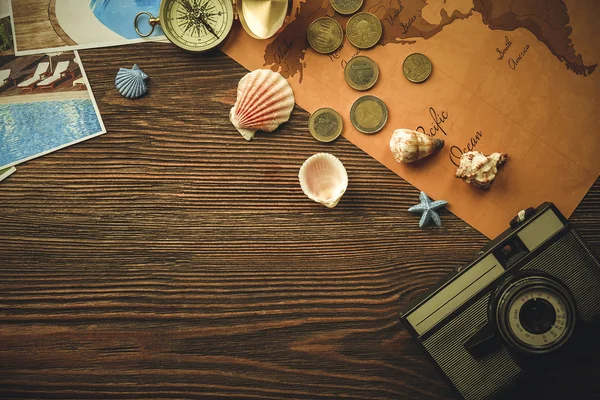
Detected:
left=115, top=64, right=148, bottom=99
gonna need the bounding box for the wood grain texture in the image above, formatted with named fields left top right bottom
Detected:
left=0, top=43, right=599, bottom=399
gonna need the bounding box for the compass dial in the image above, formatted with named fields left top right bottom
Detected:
left=160, top=0, right=234, bottom=52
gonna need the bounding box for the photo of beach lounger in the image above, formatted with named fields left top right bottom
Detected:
left=10, top=0, right=165, bottom=55
left=0, top=50, right=105, bottom=169
left=16, top=61, right=49, bottom=91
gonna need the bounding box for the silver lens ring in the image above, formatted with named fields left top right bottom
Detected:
left=495, top=275, right=576, bottom=354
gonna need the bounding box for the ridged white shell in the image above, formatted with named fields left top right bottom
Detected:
left=389, top=129, right=444, bottom=163
left=455, top=151, right=508, bottom=189
left=230, top=69, right=295, bottom=140
left=299, top=153, right=348, bottom=208
left=115, top=64, right=148, bottom=99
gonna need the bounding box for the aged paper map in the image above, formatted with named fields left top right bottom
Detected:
left=222, top=0, right=599, bottom=238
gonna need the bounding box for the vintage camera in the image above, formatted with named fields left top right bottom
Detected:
left=401, top=203, right=600, bottom=399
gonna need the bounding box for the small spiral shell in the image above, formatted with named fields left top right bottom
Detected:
left=389, top=129, right=445, bottom=163
left=115, top=64, right=148, bottom=99
left=455, top=151, right=508, bottom=189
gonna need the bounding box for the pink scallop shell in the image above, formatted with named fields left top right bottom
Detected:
left=230, top=69, right=295, bottom=140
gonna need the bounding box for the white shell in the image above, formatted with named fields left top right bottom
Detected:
left=115, top=64, right=148, bottom=99
left=455, top=151, right=508, bottom=189
left=389, top=129, right=444, bottom=163
left=299, top=153, right=348, bottom=208
left=230, top=69, right=295, bottom=140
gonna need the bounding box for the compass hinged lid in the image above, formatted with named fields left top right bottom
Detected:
left=235, top=0, right=292, bottom=39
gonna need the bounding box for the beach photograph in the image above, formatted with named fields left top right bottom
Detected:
left=0, top=165, right=15, bottom=181
left=0, top=14, right=12, bottom=56
left=0, top=49, right=105, bottom=169
left=0, top=0, right=13, bottom=56
left=11, top=0, right=164, bottom=55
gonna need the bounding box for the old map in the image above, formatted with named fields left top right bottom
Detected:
left=222, top=0, right=600, bottom=238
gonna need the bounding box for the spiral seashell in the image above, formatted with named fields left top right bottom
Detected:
left=115, top=64, right=148, bottom=99
left=299, top=153, right=348, bottom=208
left=389, top=129, right=445, bottom=163
left=455, top=151, right=508, bottom=189
left=230, top=69, right=295, bottom=141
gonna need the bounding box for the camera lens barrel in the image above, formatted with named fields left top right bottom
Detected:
left=494, top=275, right=576, bottom=354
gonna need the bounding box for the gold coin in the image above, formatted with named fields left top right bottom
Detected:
left=346, top=13, right=382, bottom=49
left=350, top=95, right=388, bottom=134
left=331, top=0, right=363, bottom=15
left=307, top=17, right=344, bottom=54
left=309, top=108, right=344, bottom=142
left=344, top=56, right=379, bottom=91
left=402, top=53, right=433, bottom=83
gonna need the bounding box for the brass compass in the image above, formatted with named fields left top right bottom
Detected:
left=135, top=0, right=291, bottom=52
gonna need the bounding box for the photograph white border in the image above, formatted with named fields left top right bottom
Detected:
left=0, top=49, right=107, bottom=170
left=0, top=166, right=16, bottom=181
left=10, top=0, right=167, bottom=56
left=0, top=0, right=15, bottom=54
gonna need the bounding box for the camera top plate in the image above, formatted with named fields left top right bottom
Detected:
left=401, top=203, right=568, bottom=338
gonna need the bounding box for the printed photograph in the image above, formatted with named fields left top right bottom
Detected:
left=0, top=0, right=13, bottom=56
left=11, top=0, right=164, bottom=55
left=0, top=49, right=105, bottom=169
left=0, top=165, right=15, bottom=181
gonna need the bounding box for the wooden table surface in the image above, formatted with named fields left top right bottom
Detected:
left=1, top=43, right=599, bottom=399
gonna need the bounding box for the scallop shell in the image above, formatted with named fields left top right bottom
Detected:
left=455, top=151, right=508, bottom=189
left=389, top=129, right=444, bottom=163
left=299, top=153, right=348, bottom=208
left=115, top=64, right=148, bottom=99
left=230, top=69, right=295, bottom=141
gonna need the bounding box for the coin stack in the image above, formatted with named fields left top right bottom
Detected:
left=306, top=4, right=433, bottom=140
left=342, top=11, right=387, bottom=134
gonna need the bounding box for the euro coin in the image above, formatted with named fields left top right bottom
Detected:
left=344, top=56, right=379, bottom=91
left=307, top=17, right=344, bottom=54
left=402, top=53, right=433, bottom=83
left=331, top=0, right=363, bottom=15
left=309, top=108, right=344, bottom=142
left=346, top=13, right=382, bottom=49
left=350, top=95, right=388, bottom=134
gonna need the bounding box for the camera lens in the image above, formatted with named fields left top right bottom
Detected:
left=494, top=275, right=576, bottom=354
left=519, top=298, right=556, bottom=334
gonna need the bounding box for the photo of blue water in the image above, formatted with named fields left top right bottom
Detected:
left=90, top=0, right=163, bottom=39
left=0, top=100, right=103, bottom=167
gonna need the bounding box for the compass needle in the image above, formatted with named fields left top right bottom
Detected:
left=199, top=15, right=219, bottom=38
left=180, top=0, right=194, bottom=12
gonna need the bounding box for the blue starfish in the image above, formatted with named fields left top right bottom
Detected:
left=408, top=191, right=448, bottom=227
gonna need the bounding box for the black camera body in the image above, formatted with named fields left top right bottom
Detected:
left=400, top=203, right=600, bottom=400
